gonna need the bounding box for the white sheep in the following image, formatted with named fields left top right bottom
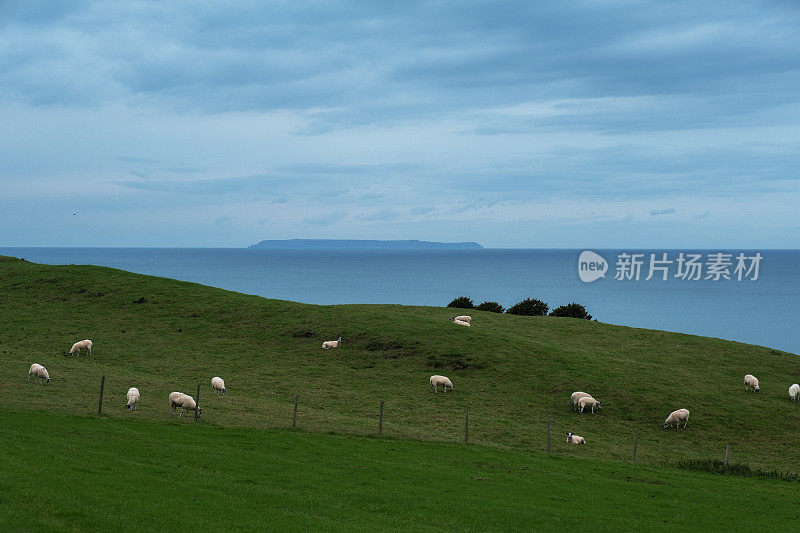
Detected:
left=450, top=317, right=470, bottom=327
left=322, top=335, right=342, bottom=349
left=28, top=363, right=50, bottom=385
left=570, top=391, right=591, bottom=411
left=126, top=387, right=140, bottom=410
left=664, top=408, right=690, bottom=429
left=578, top=396, right=602, bottom=414
left=566, top=432, right=585, bottom=444
left=211, top=376, right=226, bottom=394
left=69, top=339, right=93, bottom=357
left=430, top=375, right=454, bottom=393
left=744, top=374, right=759, bottom=393
left=790, top=384, right=800, bottom=402
left=169, top=392, right=202, bottom=418
left=452, top=315, right=472, bottom=324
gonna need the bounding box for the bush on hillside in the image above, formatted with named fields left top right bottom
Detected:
left=475, top=301, right=504, bottom=313
left=549, top=302, right=592, bottom=320
left=506, top=298, right=549, bottom=316
left=447, top=296, right=474, bottom=309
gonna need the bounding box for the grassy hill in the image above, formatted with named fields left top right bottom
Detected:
left=4, top=408, right=800, bottom=531
left=1, top=254, right=799, bottom=474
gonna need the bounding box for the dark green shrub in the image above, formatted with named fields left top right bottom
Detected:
left=475, top=301, right=504, bottom=313
left=550, top=302, right=592, bottom=320
left=447, top=296, right=474, bottom=309
left=506, top=298, right=548, bottom=316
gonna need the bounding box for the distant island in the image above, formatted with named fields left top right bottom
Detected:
left=248, top=239, right=483, bottom=250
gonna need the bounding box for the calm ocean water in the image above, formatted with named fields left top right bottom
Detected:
left=2, top=247, right=797, bottom=355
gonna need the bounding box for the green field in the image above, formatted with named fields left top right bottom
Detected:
left=3, top=409, right=800, bottom=531
left=2, top=254, right=800, bottom=529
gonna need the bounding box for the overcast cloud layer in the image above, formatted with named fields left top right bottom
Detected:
left=1, top=0, right=799, bottom=247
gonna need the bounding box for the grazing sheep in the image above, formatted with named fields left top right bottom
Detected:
left=450, top=317, right=470, bottom=327
left=28, top=363, right=50, bottom=385
left=69, top=339, right=93, bottom=357
left=322, top=335, right=342, bottom=349
left=664, top=408, right=690, bottom=429
left=744, top=374, right=760, bottom=393
left=169, top=392, right=202, bottom=418
left=126, top=387, right=140, bottom=410
left=452, top=315, right=472, bottom=324
left=570, top=391, right=591, bottom=411
left=566, top=432, right=585, bottom=445
left=211, top=376, right=226, bottom=394
left=578, top=396, right=602, bottom=414
left=430, top=375, right=454, bottom=393
left=790, top=384, right=800, bottom=402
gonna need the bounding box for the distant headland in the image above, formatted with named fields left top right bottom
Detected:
left=248, top=239, right=483, bottom=250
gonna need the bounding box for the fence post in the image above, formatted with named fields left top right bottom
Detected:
left=292, top=395, right=299, bottom=428
left=632, top=430, right=638, bottom=463
left=195, top=383, right=200, bottom=420
left=98, top=376, right=105, bottom=415
left=379, top=401, right=384, bottom=435
left=724, top=444, right=731, bottom=466
left=465, top=407, right=469, bottom=444
left=547, top=421, right=551, bottom=453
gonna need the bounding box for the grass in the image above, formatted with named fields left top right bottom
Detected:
left=1, top=253, right=799, bottom=477
left=3, top=408, right=800, bottom=531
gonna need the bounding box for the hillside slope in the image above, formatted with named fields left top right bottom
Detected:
left=1, top=255, right=798, bottom=471
left=4, top=409, right=800, bottom=530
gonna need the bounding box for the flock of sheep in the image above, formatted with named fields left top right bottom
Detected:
left=25, top=318, right=800, bottom=445
left=27, top=338, right=227, bottom=418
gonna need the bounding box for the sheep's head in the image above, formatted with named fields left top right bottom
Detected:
left=755, top=386, right=760, bottom=392
left=197, top=408, right=203, bottom=418
left=450, top=316, right=455, bottom=321
left=596, top=402, right=603, bottom=409
left=663, top=419, right=669, bottom=428
left=222, top=388, right=226, bottom=394
left=127, top=404, right=132, bottom=410
left=45, top=377, right=50, bottom=385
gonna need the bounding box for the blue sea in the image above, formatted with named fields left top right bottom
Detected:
left=2, top=247, right=797, bottom=355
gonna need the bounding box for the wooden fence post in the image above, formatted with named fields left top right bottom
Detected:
left=195, top=383, right=201, bottom=420
left=724, top=444, right=731, bottom=466
left=547, top=421, right=551, bottom=453
left=632, top=430, right=638, bottom=463
left=98, top=376, right=105, bottom=415
left=379, top=401, right=384, bottom=435
left=292, top=395, right=299, bottom=428
left=465, top=407, right=469, bottom=444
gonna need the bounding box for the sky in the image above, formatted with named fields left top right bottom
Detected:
left=1, top=0, right=799, bottom=248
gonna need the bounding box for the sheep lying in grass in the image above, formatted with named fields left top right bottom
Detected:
left=744, top=374, right=760, bottom=393
left=169, top=392, right=201, bottom=418
left=430, top=375, right=454, bottom=393
left=322, top=335, right=342, bottom=349
left=28, top=363, right=50, bottom=385
left=126, top=387, right=140, bottom=410
left=664, top=408, right=690, bottom=429
left=452, top=315, right=472, bottom=324
left=570, top=391, right=591, bottom=411
left=578, top=396, right=602, bottom=414
left=69, top=339, right=93, bottom=357
left=211, top=376, right=226, bottom=394
left=790, top=384, right=800, bottom=402
left=450, top=317, right=470, bottom=327
left=566, top=432, right=585, bottom=444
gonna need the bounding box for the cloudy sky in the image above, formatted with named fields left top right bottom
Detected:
left=1, top=0, right=799, bottom=247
